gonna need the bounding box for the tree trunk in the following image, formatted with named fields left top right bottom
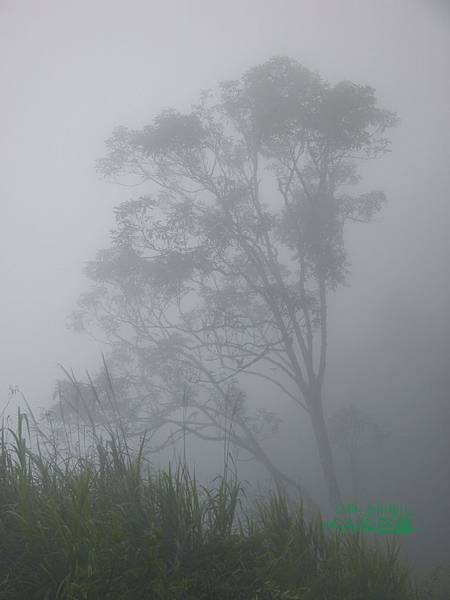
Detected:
left=308, top=389, right=343, bottom=510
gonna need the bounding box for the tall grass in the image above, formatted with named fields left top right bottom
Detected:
left=0, top=410, right=444, bottom=599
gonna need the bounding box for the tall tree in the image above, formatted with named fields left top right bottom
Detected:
left=73, top=56, right=397, bottom=508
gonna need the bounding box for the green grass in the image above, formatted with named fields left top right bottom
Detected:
left=0, top=411, right=445, bottom=599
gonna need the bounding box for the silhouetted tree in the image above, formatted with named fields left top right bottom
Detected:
left=72, top=56, right=397, bottom=508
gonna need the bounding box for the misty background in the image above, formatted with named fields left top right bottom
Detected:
left=1, top=0, right=449, bottom=572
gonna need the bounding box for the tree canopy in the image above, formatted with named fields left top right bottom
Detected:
left=69, top=56, right=397, bottom=508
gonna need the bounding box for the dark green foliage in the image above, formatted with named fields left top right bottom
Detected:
left=0, top=414, right=443, bottom=599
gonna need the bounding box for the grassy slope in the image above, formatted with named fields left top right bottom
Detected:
left=0, top=413, right=446, bottom=599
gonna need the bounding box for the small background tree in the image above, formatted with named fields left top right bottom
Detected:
left=329, top=403, right=390, bottom=504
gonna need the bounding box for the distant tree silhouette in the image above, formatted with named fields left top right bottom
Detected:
left=71, top=56, right=397, bottom=508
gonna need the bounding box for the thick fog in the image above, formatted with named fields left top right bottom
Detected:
left=1, top=0, right=449, bottom=572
